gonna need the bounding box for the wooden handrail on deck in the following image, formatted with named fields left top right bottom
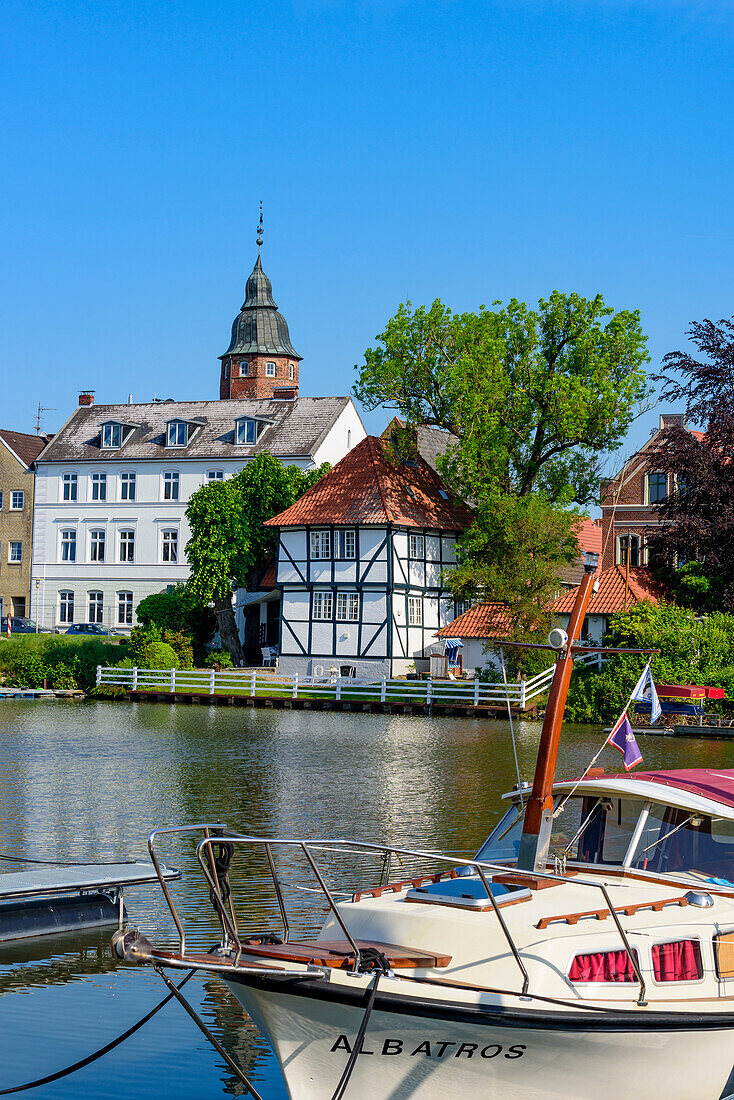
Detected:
left=536, top=894, right=691, bottom=930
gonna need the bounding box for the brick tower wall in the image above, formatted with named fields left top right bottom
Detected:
left=220, top=355, right=300, bottom=400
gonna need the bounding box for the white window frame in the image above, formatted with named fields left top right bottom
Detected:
left=167, top=420, right=188, bottom=447
left=60, top=529, right=77, bottom=562
left=288, top=363, right=294, bottom=380
left=10, top=491, right=24, bottom=510
left=59, top=591, right=75, bottom=624
left=163, top=471, right=180, bottom=501
left=239, top=361, right=249, bottom=377
left=312, top=590, right=333, bottom=620
left=266, top=362, right=276, bottom=377
left=62, top=472, right=78, bottom=502
left=89, top=528, right=106, bottom=563
left=336, top=592, right=360, bottom=622
left=235, top=418, right=258, bottom=445
left=161, top=529, right=178, bottom=563
left=223, top=361, right=229, bottom=379
left=8, top=541, right=22, bottom=563
left=117, top=591, right=133, bottom=626
left=618, top=533, right=642, bottom=567
left=206, top=469, right=224, bottom=481
left=409, top=533, right=425, bottom=559
left=119, top=529, right=135, bottom=563
left=310, top=530, right=331, bottom=560
left=91, top=472, right=107, bottom=501
left=88, top=591, right=104, bottom=624
left=335, top=529, right=356, bottom=560
left=101, top=422, right=123, bottom=449
left=408, top=596, right=423, bottom=626
left=120, top=471, right=136, bottom=500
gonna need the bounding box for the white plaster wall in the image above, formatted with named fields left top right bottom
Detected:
left=311, top=400, right=366, bottom=467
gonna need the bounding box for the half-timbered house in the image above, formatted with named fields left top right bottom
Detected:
left=263, top=436, right=471, bottom=678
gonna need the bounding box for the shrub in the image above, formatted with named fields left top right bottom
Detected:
left=50, top=662, right=80, bottom=690
left=204, top=649, right=233, bottom=670
left=6, top=652, right=49, bottom=688
left=136, top=640, right=179, bottom=671
left=162, top=630, right=194, bottom=669
left=136, top=585, right=215, bottom=657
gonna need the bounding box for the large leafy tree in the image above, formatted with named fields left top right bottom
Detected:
left=186, top=454, right=329, bottom=662
left=647, top=317, right=734, bottom=610
left=355, top=292, right=649, bottom=617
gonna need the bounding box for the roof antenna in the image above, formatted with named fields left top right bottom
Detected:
left=256, top=201, right=263, bottom=255
left=35, top=401, right=55, bottom=435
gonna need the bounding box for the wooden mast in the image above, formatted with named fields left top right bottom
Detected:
left=516, top=569, right=597, bottom=873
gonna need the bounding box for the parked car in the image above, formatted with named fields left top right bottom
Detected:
left=0, top=616, right=44, bottom=634
left=65, top=623, right=125, bottom=636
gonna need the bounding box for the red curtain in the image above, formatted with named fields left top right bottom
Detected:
left=569, top=950, right=636, bottom=982
left=652, top=940, right=702, bottom=982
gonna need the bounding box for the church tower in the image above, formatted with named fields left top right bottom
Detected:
left=219, top=211, right=302, bottom=400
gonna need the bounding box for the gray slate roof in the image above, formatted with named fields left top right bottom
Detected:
left=37, top=397, right=351, bottom=463
left=223, top=256, right=301, bottom=360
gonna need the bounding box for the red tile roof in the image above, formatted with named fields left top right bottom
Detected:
left=265, top=436, right=472, bottom=530
left=259, top=562, right=276, bottom=588
left=435, top=602, right=513, bottom=639
left=575, top=518, right=602, bottom=556
left=0, top=430, right=48, bottom=467
left=553, top=565, right=666, bottom=615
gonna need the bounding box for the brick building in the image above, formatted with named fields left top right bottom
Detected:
left=0, top=430, right=48, bottom=621
left=600, top=413, right=703, bottom=571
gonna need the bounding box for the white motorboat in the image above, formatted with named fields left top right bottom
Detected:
left=114, top=571, right=734, bottom=1099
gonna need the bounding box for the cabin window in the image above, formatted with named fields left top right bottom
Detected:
left=627, top=804, right=734, bottom=880
left=475, top=805, right=524, bottom=863
left=569, top=949, right=639, bottom=983
left=651, top=940, right=703, bottom=982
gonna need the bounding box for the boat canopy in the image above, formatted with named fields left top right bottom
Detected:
left=551, top=769, right=734, bottom=819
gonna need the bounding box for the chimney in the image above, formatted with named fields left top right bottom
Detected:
left=78, top=390, right=95, bottom=407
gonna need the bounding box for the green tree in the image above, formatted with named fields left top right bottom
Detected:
left=136, top=583, right=215, bottom=657
left=186, top=454, right=329, bottom=662
left=356, top=292, right=649, bottom=617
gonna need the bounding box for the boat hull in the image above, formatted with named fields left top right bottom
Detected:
left=224, top=972, right=734, bottom=1100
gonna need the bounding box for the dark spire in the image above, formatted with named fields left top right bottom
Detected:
left=221, top=215, right=301, bottom=360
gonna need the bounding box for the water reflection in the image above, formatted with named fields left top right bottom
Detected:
left=1, top=699, right=734, bottom=1097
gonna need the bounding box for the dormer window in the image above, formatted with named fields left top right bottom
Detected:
left=167, top=420, right=188, bottom=447
left=235, top=417, right=261, bottom=445
left=101, top=422, right=123, bottom=449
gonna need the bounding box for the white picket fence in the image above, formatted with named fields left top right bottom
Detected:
left=95, top=657, right=601, bottom=709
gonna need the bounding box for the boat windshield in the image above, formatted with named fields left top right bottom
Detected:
left=628, top=804, right=734, bottom=884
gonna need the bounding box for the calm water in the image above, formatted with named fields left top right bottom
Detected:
left=1, top=699, right=733, bottom=1098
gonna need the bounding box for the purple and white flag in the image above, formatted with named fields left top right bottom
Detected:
left=607, top=710, right=643, bottom=771
left=630, top=663, right=661, bottom=725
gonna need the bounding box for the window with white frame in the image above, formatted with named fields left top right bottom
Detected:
left=310, top=530, right=331, bottom=559
left=288, top=363, right=294, bottom=380
left=239, top=361, right=249, bottom=376
left=61, top=529, right=77, bottom=562
left=119, top=529, right=135, bottom=562
left=167, top=420, right=188, bottom=447
left=59, top=591, right=74, bottom=624
left=455, top=599, right=472, bottom=617
left=312, top=590, right=333, bottom=619
left=223, top=362, right=229, bottom=379
left=162, top=529, right=178, bottom=562
left=62, top=473, right=78, bottom=501
left=91, top=472, right=107, bottom=501
left=206, top=469, right=224, bottom=481
left=409, top=533, right=425, bottom=558
left=335, top=529, right=356, bottom=559
left=336, top=592, right=360, bottom=621
left=120, top=471, right=136, bottom=500
left=88, top=591, right=103, bottom=623
left=619, top=534, right=641, bottom=568
left=9, top=541, right=22, bottom=563
left=163, top=471, right=179, bottom=500
left=90, top=529, right=106, bottom=562
left=266, top=362, right=276, bottom=377
left=235, top=418, right=258, bottom=445
left=101, top=422, right=123, bottom=449
left=117, top=591, right=133, bottom=626
left=408, top=596, right=423, bottom=626
left=10, top=491, right=24, bottom=510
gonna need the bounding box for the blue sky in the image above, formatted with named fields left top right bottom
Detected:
left=2, top=0, right=733, bottom=482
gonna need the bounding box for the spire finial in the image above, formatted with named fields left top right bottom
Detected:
left=256, top=201, right=263, bottom=253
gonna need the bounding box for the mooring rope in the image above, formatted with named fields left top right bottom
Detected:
left=0, top=971, right=194, bottom=1094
